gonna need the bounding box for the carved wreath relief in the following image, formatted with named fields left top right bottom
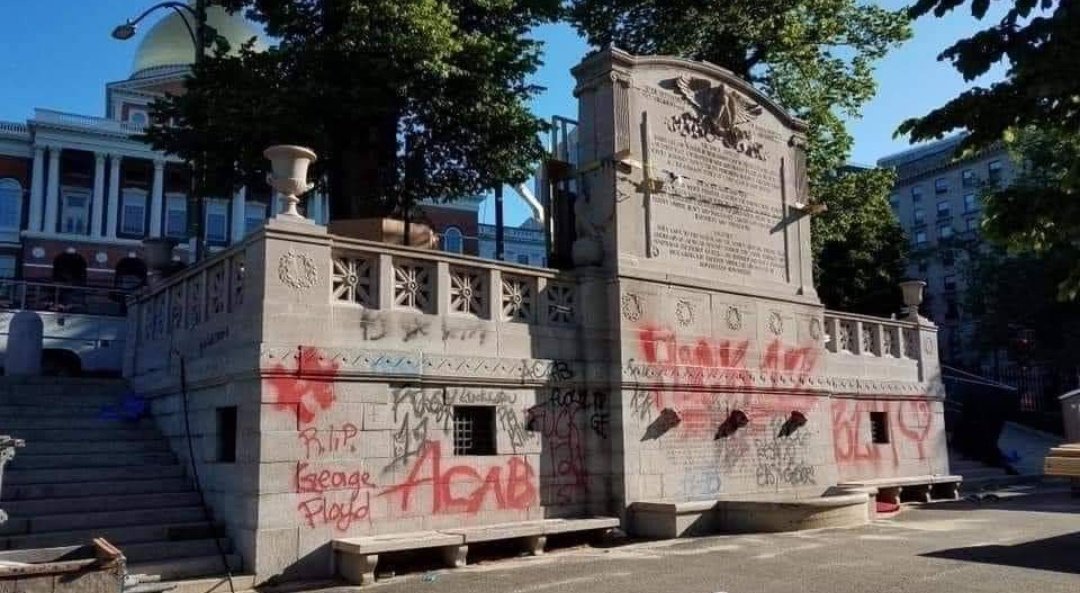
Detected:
left=668, top=74, right=766, bottom=160
left=675, top=299, right=695, bottom=327
left=278, top=248, right=319, bottom=291
left=768, top=310, right=784, bottom=336
left=621, top=293, right=643, bottom=322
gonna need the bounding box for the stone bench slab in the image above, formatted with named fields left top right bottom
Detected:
left=440, top=521, right=547, bottom=543
left=333, top=531, right=464, bottom=555
left=837, top=474, right=962, bottom=489
left=540, top=517, right=620, bottom=534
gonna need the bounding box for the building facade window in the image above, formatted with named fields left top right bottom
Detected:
left=889, top=194, right=899, bottom=209
left=964, top=193, right=978, bottom=212
left=165, top=194, right=187, bottom=238
left=938, top=224, right=954, bottom=239
left=0, top=179, right=21, bottom=230
left=911, top=185, right=923, bottom=202
left=516, top=254, right=530, bottom=265
left=944, top=275, right=956, bottom=292
left=962, top=169, right=976, bottom=187
left=988, top=160, right=1003, bottom=183
left=205, top=199, right=229, bottom=244
left=120, top=189, right=147, bottom=236
left=913, top=207, right=925, bottom=224
left=934, top=177, right=949, bottom=194
left=942, top=249, right=955, bottom=267
left=442, top=226, right=463, bottom=253
left=452, top=406, right=496, bottom=456
left=914, top=230, right=927, bottom=246
left=966, top=217, right=979, bottom=232
left=946, top=297, right=959, bottom=320
left=61, top=191, right=90, bottom=235
left=129, top=110, right=148, bottom=125
left=937, top=200, right=950, bottom=218
left=0, top=254, right=15, bottom=279
left=244, top=202, right=267, bottom=235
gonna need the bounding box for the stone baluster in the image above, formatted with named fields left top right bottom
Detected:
left=0, top=435, right=25, bottom=526
left=434, top=260, right=451, bottom=316
left=487, top=268, right=503, bottom=321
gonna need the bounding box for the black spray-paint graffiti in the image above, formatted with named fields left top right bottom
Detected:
left=524, top=387, right=610, bottom=506
left=753, top=417, right=816, bottom=487
left=387, top=386, right=523, bottom=471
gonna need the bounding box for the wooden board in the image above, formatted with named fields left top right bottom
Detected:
left=1044, top=455, right=1080, bottom=477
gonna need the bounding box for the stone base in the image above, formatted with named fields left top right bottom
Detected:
left=630, top=493, right=871, bottom=539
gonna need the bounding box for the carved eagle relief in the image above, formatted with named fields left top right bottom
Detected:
left=671, top=74, right=765, bottom=150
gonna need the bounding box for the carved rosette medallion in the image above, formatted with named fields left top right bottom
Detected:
left=277, top=248, right=319, bottom=291
left=809, top=318, right=823, bottom=341
left=923, top=336, right=936, bottom=355
left=675, top=300, right=695, bottom=327
left=621, top=293, right=643, bottom=322
left=725, top=306, right=743, bottom=331
left=768, top=311, right=784, bottom=336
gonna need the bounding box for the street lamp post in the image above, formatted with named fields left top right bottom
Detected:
left=113, top=0, right=208, bottom=263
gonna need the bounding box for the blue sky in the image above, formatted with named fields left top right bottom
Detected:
left=0, top=1, right=1010, bottom=225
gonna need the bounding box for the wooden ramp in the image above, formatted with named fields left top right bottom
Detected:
left=1043, top=444, right=1080, bottom=477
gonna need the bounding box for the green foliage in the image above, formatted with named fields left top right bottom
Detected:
left=565, top=0, right=912, bottom=311
left=898, top=0, right=1077, bottom=151
left=812, top=166, right=908, bottom=316
left=142, top=0, right=560, bottom=219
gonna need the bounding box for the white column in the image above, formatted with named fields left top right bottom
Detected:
left=27, top=146, right=45, bottom=232
left=311, top=191, right=323, bottom=223
left=91, top=153, right=106, bottom=238
left=230, top=186, right=246, bottom=244
left=149, top=160, right=165, bottom=238
left=43, top=146, right=61, bottom=234
left=106, top=154, right=121, bottom=238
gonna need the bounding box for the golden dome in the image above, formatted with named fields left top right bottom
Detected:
left=130, top=4, right=267, bottom=78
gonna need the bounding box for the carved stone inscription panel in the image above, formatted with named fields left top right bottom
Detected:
left=631, top=76, right=799, bottom=286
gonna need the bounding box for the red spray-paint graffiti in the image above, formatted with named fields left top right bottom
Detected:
left=633, top=326, right=822, bottom=439
left=380, top=441, right=537, bottom=515
left=265, top=348, right=339, bottom=424
left=832, top=399, right=934, bottom=474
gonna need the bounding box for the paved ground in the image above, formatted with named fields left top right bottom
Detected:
left=316, top=487, right=1080, bottom=593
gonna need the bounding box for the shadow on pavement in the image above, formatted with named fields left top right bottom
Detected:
left=921, top=530, right=1080, bottom=575
left=909, top=489, right=1080, bottom=514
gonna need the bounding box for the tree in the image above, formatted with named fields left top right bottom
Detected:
left=897, top=1, right=1080, bottom=295
left=142, top=0, right=561, bottom=220
left=564, top=0, right=912, bottom=312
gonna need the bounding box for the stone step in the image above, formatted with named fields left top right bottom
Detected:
left=145, top=575, right=257, bottom=593
left=0, top=416, right=155, bottom=430
left=9, top=451, right=176, bottom=470
left=2, top=426, right=163, bottom=442
left=4, top=464, right=184, bottom=486
left=0, top=391, right=128, bottom=406
left=128, top=554, right=242, bottom=581
left=1, top=521, right=223, bottom=550
left=0, top=506, right=208, bottom=536
left=5, top=477, right=192, bottom=501
left=0, top=404, right=111, bottom=417
left=120, top=538, right=232, bottom=563
left=17, top=439, right=171, bottom=456
left=0, top=378, right=129, bottom=398
left=3, top=491, right=201, bottom=516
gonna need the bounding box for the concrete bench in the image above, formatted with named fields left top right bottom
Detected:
left=334, top=517, right=621, bottom=585
left=836, top=475, right=963, bottom=505
left=630, top=492, right=871, bottom=539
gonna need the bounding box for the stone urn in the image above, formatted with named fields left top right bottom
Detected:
left=899, top=279, right=927, bottom=320
left=264, top=145, right=317, bottom=219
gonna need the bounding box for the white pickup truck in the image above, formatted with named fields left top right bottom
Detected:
left=0, top=280, right=130, bottom=376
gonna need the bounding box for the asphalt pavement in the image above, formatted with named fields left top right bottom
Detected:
left=307, top=486, right=1080, bottom=593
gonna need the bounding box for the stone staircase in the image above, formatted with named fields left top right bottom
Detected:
left=0, top=378, right=241, bottom=583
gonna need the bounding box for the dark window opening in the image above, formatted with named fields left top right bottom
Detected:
left=870, top=412, right=889, bottom=444
left=217, top=406, right=238, bottom=463
left=453, top=406, right=496, bottom=456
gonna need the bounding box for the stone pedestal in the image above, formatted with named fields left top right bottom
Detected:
left=328, top=218, right=437, bottom=248
left=6, top=311, right=43, bottom=376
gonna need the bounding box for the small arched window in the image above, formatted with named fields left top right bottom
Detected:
left=0, top=178, right=22, bottom=230
left=443, top=227, right=463, bottom=253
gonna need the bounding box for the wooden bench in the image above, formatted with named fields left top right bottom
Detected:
left=836, top=475, right=963, bottom=506
left=1044, top=444, right=1080, bottom=477
left=333, top=517, right=620, bottom=585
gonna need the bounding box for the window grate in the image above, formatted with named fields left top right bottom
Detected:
left=453, top=406, right=496, bottom=456
left=870, top=412, right=889, bottom=444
